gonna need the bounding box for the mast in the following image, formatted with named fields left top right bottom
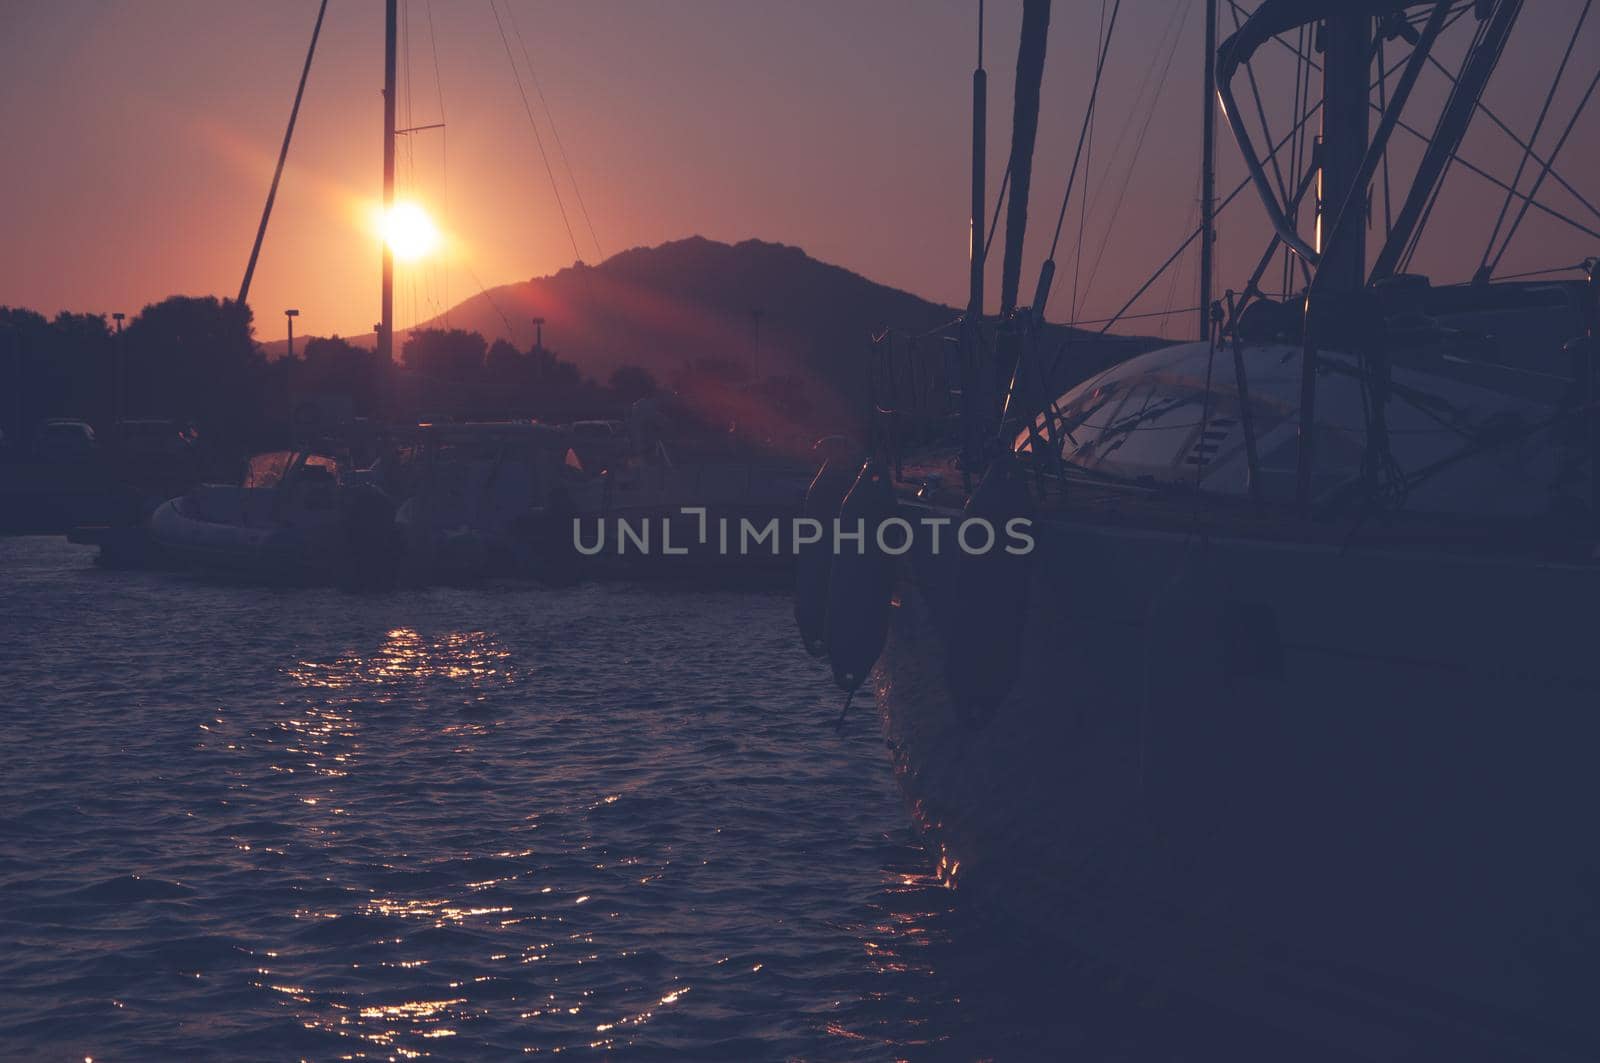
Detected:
left=379, top=0, right=398, bottom=366
left=998, top=0, right=1052, bottom=319
left=1199, top=0, right=1217, bottom=339
left=969, top=2, right=986, bottom=319
left=1315, top=13, right=1372, bottom=293
left=239, top=0, right=329, bottom=308
left=1294, top=13, right=1372, bottom=510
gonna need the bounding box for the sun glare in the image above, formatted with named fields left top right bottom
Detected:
left=381, top=202, right=439, bottom=261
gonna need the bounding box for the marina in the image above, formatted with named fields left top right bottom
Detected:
left=5, top=0, right=1600, bottom=1058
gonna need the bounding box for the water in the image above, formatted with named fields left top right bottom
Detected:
left=2, top=537, right=1311, bottom=1061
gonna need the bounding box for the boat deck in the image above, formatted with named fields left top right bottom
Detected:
left=892, top=447, right=1600, bottom=564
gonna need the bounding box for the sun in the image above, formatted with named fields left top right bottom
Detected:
left=381, top=202, right=439, bottom=261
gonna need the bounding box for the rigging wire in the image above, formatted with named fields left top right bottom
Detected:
left=488, top=0, right=583, bottom=263
left=505, top=4, right=604, bottom=261
left=1098, top=99, right=1325, bottom=335
left=1383, top=101, right=1600, bottom=244
left=1397, top=10, right=1499, bottom=274
left=1284, top=22, right=1310, bottom=298
left=1486, top=64, right=1600, bottom=274
left=1077, top=1, right=1191, bottom=314
left=1221, top=11, right=1600, bottom=268
left=1070, top=3, right=1101, bottom=324
left=1227, top=1, right=1291, bottom=206
left=462, top=262, right=517, bottom=338
left=1376, top=37, right=1393, bottom=238
left=1044, top=0, right=1122, bottom=261
left=982, top=162, right=1011, bottom=264
left=1418, top=52, right=1600, bottom=226
left=425, top=0, right=449, bottom=324
left=1159, top=177, right=1201, bottom=339
left=1478, top=0, right=1594, bottom=276
left=1250, top=3, right=1596, bottom=227
left=402, top=0, right=422, bottom=331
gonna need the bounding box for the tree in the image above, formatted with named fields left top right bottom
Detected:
left=0, top=307, right=115, bottom=440
left=607, top=365, right=659, bottom=407
left=122, top=295, right=262, bottom=445
left=300, top=335, right=384, bottom=415
left=402, top=328, right=488, bottom=382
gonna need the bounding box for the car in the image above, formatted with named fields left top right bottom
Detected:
left=34, top=419, right=98, bottom=461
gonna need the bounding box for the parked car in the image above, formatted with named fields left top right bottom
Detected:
left=34, top=419, right=98, bottom=461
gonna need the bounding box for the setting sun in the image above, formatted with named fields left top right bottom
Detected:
left=381, top=202, right=439, bottom=261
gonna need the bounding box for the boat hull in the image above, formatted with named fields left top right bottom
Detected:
left=146, top=498, right=343, bottom=582
left=875, top=510, right=1600, bottom=1056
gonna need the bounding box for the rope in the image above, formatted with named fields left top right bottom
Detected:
left=833, top=689, right=856, bottom=732
left=488, top=0, right=583, bottom=263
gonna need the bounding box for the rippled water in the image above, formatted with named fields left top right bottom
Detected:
left=3, top=537, right=1320, bottom=1060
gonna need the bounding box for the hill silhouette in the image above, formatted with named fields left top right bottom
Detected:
left=264, top=236, right=1148, bottom=417
left=409, top=237, right=957, bottom=406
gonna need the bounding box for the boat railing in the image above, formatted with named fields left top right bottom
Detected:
left=867, top=327, right=971, bottom=481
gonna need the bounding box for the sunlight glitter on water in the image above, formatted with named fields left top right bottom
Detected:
left=3, top=538, right=1335, bottom=1059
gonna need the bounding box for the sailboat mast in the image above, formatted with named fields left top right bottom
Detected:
left=1199, top=0, right=1217, bottom=340
left=1316, top=13, right=1371, bottom=293
left=379, top=0, right=398, bottom=365
left=969, top=2, right=986, bottom=319
left=998, top=0, right=1052, bottom=319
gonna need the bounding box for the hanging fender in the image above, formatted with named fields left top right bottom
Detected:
left=794, top=442, right=857, bottom=657
left=825, top=460, right=898, bottom=692
left=945, top=454, right=1034, bottom=724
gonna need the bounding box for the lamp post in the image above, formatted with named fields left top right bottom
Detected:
left=532, top=316, right=545, bottom=352
left=111, top=312, right=125, bottom=425
left=285, top=309, right=300, bottom=445
left=285, top=308, right=300, bottom=360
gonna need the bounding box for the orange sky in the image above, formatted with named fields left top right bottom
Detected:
left=1, top=1, right=1596, bottom=346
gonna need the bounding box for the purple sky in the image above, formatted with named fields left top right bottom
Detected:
left=1, top=1, right=1596, bottom=344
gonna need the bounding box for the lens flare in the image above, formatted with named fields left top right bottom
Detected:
left=381, top=202, right=439, bottom=261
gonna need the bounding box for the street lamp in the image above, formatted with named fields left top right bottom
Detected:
left=285, top=308, right=300, bottom=360
left=285, top=309, right=300, bottom=445
left=532, top=316, right=546, bottom=352
left=111, top=313, right=125, bottom=425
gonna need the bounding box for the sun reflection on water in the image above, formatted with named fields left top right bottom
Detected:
left=288, top=628, right=521, bottom=697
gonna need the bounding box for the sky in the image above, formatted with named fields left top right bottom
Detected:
left=1, top=0, right=1597, bottom=346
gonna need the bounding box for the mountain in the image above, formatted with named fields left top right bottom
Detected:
left=265, top=236, right=1144, bottom=415
left=411, top=236, right=957, bottom=402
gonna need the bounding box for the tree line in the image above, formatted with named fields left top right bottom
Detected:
left=0, top=295, right=671, bottom=455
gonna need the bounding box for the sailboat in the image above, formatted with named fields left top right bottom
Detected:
left=838, top=0, right=1600, bottom=1053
